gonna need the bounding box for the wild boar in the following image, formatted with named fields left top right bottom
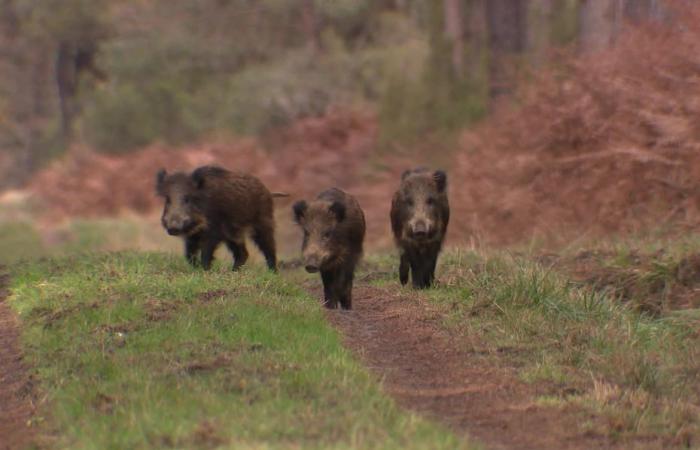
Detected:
left=156, top=165, right=282, bottom=271
left=293, top=188, right=365, bottom=309
left=390, top=168, right=449, bottom=288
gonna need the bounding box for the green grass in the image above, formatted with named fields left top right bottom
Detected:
left=387, top=249, right=700, bottom=446
left=9, top=252, right=471, bottom=450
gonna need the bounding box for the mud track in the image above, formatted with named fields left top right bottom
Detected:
left=326, top=285, right=619, bottom=450
left=0, top=271, right=35, bottom=450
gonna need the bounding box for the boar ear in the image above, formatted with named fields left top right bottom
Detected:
left=329, top=201, right=346, bottom=222
left=292, top=200, right=307, bottom=224
left=401, top=169, right=412, bottom=181
left=156, top=169, right=167, bottom=195
left=191, top=168, right=206, bottom=189
left=433, top=170, right=447, bottom=193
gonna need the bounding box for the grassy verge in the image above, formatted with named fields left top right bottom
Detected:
left=366, top=247, right=700, bottom=447
left=9, top=252, right=470, bottom=450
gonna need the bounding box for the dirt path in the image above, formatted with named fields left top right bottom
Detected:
left=325, top=285, right=618, bottom=450
left=0, top=271, right=35, bottom=450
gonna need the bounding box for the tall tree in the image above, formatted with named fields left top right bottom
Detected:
left=301, top=0, right=323, bottom=55
left=578, top=0, right=617, bottom=52
left=486, top=0, right=527, bottom=100
left=623, top=0, right=664, bottom=22
left=527, top=0, right=554, bottom=65
left=443, top=0, right=465, bottom=78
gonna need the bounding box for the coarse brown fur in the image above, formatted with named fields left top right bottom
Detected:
left=293, top=188, right=366, bottom=309
left=390, top=168, right=449, bottom=288
left=156, top=165, right=278, bottom=271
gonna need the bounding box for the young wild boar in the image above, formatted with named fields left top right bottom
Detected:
left=292, top=188, right=366, bottom=310
left=156, top=165, right=282, bottom=271
left=390, top=168, right=449, bottom=288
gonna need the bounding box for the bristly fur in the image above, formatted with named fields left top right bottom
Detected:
left=292, top=188, right=365, bottom=309
left=390, top=168, right=450, bottom=289
left=155, top=165, right=280, bottom=272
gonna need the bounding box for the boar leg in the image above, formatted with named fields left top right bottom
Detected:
left=226, top=240, right=249, bottom=271
left=425, top=250, right=439, bottom=287
left=200, top=237, right=222, bottom=270
left=321, top=269, right=339, bottom=309
left=410, top=253, right=431, bottom=289
left=252, top=220, right=277, bottom=271
left=339, top=267, right=355, bottom=310
left=184, top=235, right=201, bottom=267
left=399, top=252, right=410, bottom=286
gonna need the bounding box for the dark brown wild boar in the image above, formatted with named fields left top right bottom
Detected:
left=390, top=168, right=449, bottom=288
left=156, top=165, right=284, bottom=271
left=292, top=188, right=366, bottom=310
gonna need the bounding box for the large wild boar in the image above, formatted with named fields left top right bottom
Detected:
left=292, top=188, right=366, bottom=309
left=390, top=168, right=449, bottom=288
left=156, top=165, right=282, bottom=271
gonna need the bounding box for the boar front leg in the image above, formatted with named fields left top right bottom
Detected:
left=399, top=252, right=410, bottom=286
left=321, top=269, right=339, bottom=309
left=184, top=235, right=201, bottom=267
left=200, top=237, right=222, bottom=270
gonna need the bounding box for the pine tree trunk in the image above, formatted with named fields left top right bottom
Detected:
left=527, top=0, right=553, bottom=66
left=444, top=0, right=465, bottom=78
left=578, top=0, right=617, bottom=52
left=486, top=0, right=527, bottom=100
left=301, top=0, right=323, bottom=55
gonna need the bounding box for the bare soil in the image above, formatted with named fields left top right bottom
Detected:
left=0, top=271, right=35, bottom=450
left=325, top=285, right=654, bottom=450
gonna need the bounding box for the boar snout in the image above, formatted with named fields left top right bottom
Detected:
left=304, top=255, right=321, bottom=273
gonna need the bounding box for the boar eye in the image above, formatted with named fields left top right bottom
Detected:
left=406, top=197, right=414, bottom=206
left=183, top=195, right=191, bottom=204
left=426, top=197, right=435, bottom=206
left=322, top=231, right=332, bottom=240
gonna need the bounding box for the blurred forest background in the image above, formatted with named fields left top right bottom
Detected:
left=0, top=0, right=667, bottom=185
left=3, top=0, right=699, bottom=261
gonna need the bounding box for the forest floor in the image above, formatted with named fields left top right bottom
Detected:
left=3, top=245, right=700, bottom=449
left=326, top=285, right=616, bottom=450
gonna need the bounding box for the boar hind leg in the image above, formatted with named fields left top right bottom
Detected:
left=226, top=240, right=249, bottom=271
left=321, top=270, right=339, bottom=309
left=184, top=235, right=201, bottom=267
left=200, top=237, right=222, bottom=270
left=399, top=252, right=410, bottom=286
left=252, top=220, right=277, bottom=271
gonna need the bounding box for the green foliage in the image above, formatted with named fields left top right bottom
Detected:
left=9, top=253, right=472, bottom=449
left=17, top=0, right=111, bottom=42
left=378, top=2, right=488, bottom=149
left=1, top=0, right=585, bottom=164
left=550, top=0, right=580, bottom=45
left=83, top=81, right=202, bottom=153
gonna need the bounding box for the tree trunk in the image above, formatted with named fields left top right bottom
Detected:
left=443, top=0, right=465, bottom=78
left=464, top=0, right=488, bottom=77
left=55, top=42, right=78, bottom=142
left=527, top=0, right=553, bottom=66
left=578, top=0, right=617, bottom=52
left=301, top=0, right=323, bottom=55
left=623, top=0, right=654, bottom=21
left=486, top=0, right=527, bottom=100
